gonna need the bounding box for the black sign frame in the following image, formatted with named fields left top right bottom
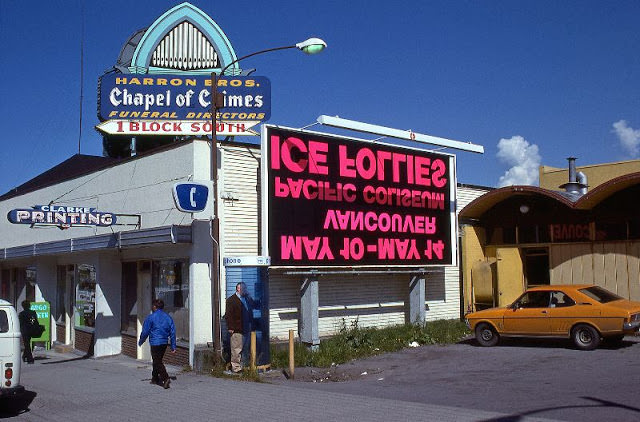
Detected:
left=262, top=125, right=457, bottom=268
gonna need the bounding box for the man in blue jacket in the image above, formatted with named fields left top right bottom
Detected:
left=139, top=299, right=176, bottom=389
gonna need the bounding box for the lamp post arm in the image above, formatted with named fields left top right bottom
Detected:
left=220, top=45, right=297, bottom=77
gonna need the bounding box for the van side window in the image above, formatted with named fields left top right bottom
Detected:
left=0, top=311, right=8, bottom=333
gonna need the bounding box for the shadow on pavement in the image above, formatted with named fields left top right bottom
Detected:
left=0, top=390, right=37, bottom=418
left=460, top=337, right=636, bottom=350
left=478, top=396, right=640, bottom=422
left=40, top=355, right=92, bottom=365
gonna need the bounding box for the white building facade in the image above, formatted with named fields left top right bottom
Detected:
left=0, top=138, right=488, bottom=365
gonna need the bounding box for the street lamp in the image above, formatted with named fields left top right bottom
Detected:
left=209, top=37, right=327, bottom=355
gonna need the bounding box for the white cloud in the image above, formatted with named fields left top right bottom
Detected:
left=612, top=120, right=640, bottom=158
left=496, top=135, right=541, bottom=187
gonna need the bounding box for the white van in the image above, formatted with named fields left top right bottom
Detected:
left=0, top=299, right=24, bottom=397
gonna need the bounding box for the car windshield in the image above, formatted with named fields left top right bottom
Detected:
left=579, top=286, right=622, bottom=303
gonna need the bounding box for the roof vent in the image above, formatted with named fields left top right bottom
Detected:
left=559, top=157, right=588, bottom=195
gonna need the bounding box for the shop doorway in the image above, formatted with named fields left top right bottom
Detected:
left=523, top=247, right=550, bottom=288
left=55, top=265, right=74, bottom=345
left=121, top=262, right=138, bottom=359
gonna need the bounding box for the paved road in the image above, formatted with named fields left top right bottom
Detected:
left=1, top=348, right=556, bottom=422
left=287, top=336, right=640, bottom=422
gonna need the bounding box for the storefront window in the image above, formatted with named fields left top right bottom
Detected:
left=121, top=262, right=138, bottom=334
left=55, top=265, right=73, bottom=324
left=152, top=260, right=189, bottom=342
left=519, top=225, right=550, bottom=244
left=75, top=264, right=96, bottom=329
left=488, top=226, right=517, bottom=245
left=9, top=267, right=37, bottom=307
left=23, top=267, right=36, bottom=303
left=1, top=269, right=9, bottom=301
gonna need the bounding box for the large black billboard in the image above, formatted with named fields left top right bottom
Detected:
left=262, top=126, right=456, bottom=267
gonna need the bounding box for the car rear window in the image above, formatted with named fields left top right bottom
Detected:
left=579, top=286, right=622, bottom=303
left=0, top=310, right=8, bottom=333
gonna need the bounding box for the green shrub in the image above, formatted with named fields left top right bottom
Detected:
left=270, top=319, right=470, bottom=369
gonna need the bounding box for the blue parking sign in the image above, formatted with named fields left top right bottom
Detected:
left=173, top=183, right=209, bottom=212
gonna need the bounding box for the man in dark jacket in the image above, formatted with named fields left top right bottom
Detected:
left=18, top=300, right=38, bottom=364
left=139, top=299, right=176, bottom=389
left=224, top=282, right=254, bottom=373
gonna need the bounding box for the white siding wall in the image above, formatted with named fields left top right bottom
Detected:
left=219, top=144, right=261, bottom=257
left=269, top=272, right=407, bottom=339
left=218, top=144, right=261, bottom=315
left=0, top=142, right=197, bottom=249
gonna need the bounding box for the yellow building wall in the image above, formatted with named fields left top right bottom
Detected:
left=540, top=160, right=640, bottom=191
left=494, top=247, right=524, bottom=307
left=461, top=225, right=487, bottom=313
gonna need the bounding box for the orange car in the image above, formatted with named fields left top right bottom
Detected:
left=465, top=285, right=640, bottom=350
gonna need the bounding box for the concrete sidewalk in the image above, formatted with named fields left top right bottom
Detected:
left=4, top=348, right=558, bottom=422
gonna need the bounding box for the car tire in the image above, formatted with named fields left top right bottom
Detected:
left=475, top=323, right=499, bottom=347
left=571, top=324, right=601, bottom=351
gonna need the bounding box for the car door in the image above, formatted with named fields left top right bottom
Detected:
left=547, top=290, right=579, bottom=335
left=503, top=291, right=552, bottom=335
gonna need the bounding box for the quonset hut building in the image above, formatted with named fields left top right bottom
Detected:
left=460, top=158, right=640, bottom=313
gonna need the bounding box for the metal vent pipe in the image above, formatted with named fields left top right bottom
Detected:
left=567, top=157, right=577, bottom=183
left=559, top=157, right=588, bottom=195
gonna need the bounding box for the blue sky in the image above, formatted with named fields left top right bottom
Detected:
left=1, top=0, right=640, bottom=194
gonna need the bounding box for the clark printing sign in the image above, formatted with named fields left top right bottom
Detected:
left=97, top=74, right=270, bottom=136
left=263, top=126, right=457, bottom=268
left=8, top=205, right=116, bottom=227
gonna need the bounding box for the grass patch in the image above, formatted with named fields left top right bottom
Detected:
left=270, top=318, right=470, bottom=368
left=209, top=360, right=263, bottom=382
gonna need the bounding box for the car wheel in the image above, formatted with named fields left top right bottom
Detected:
left=572, top=324, right=601, bottom=350
left=475, top=323, right=499, bottom=347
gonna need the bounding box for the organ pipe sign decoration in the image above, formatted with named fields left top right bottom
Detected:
left=96, top=74, right=271, bottom=136
left=261, top=125, right=457, bottom=268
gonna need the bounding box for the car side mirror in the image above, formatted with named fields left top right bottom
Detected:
left=510, top=301, right=521, bottom=310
